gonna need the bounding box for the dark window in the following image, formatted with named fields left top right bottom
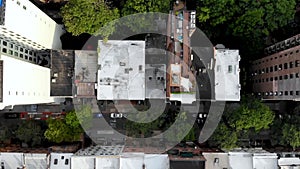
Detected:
left=266, top=78, right=269, bottom=82
left=65, top=159, right=69, bottom=165
left=284, top=63, right=288, bottom=69
left=296, top=60, right=300, bottom=67
left=284, top=75, right=288, bottom=79
left=274, top=65, right=278, bottom=71
left=61, top=156, right=64, bottom=159
left=279, top=76, right=283, bottom=80
left=296, top=73, right=299, bottom=78
left=296, top=91, right=300, bottom=95
left=266, top=67, right=269, bottom=73
left=259, top=79, right=261, bottom=83
left=2, top=48, right=7, bottom=53
left=54, top=159, right=58, bottom=165
left=285, top=91, right=288, bottom=95
left=228, top=65, right=233, bottom=73
left=290, top=62, right=294, bottom=68
left=290, top=91, right=294, bottom=95
left=290, top=74, right=294, bottom=79
left=270, top=66, right=273, bottom=72
left=270, top=77, right=273, bottom=81
left=275, top=77, right=278, bottom=81
left=2, top=41, right=7, bottom=46
left=279, top=64, right=282, bottom=70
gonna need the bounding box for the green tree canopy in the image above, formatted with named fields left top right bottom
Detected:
left=44, top=111, right=84, bottom=143
left=226, top=96, right=275, bottom=132
left=61, top=0, right=120, bottom=38
left=15, top=121, right=44, bottom=147
left=282, top=123, right=300, bottom=150
left=196, top=0, right=297, bottom=57
left=209, top=123, right=238, bottom=150
left=209, top=96, right=275, bottom=149
left=121, top=0, right=171, bottom=16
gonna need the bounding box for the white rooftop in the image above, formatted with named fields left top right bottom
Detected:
left=0, top=54, right=54, bottom=110
left=97, top=40, right=145, bottom=100
left=214, top=49, right=241, bottom=101
left=1, top=0, right=64, bottom=49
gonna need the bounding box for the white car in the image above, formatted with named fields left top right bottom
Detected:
left=110, top=113, right=123, bottom=118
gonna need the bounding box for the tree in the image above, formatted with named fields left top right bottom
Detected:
left=282, top=123, right=300, bottom=150
left=121, top=0, right=171, bottom=16
left=209, top=123, right=238, bottom=150
left=44, top=111, right=84, bottom=143
left=209, top=96, right=275, bottom=149
left=196, top=0, right=297, bottom=58
left=226, top=96, right=275, bottom=132
left=15, top=121, right=44, bottom=147
left=61, top=0, right=120, bottom=38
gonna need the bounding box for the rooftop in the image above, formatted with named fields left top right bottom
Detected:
left=50, top=50, right=74, bottom=97
left=97, top=40, right=145, bottom=100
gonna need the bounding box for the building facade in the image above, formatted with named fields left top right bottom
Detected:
left=0, top=0, right=65, bottom=110
left=252, top=36, right=300, bottom=101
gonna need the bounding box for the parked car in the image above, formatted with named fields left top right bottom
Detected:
left=110, top=113, right=123, bottom=118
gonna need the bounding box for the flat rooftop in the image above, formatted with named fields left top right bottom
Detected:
left=74, top=50, right=98, bottom=97
left=50, top=50, right=74, bottom=97
left=97, top=40, right=145, bottom=100
left=145, top=64, right=166, bottom=99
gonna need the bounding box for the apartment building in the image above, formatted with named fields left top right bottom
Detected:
left=251, top=36, right=300, bottom=101
left=0, top=0, right=64, bottom=110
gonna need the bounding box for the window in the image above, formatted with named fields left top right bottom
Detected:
left=279, top=76, right=283, bottom=80
left=290, top=91, right=294, bottom=95
left=270, top=66, right=273, bottom=72
left=284, top=63, right=288, bottom=69
left=285, top=91, right=288, bottom=95
left=274, top=65, right=278, bottom=71
left=2, top=41, right=7, bottom=46
left=296, top=73, right=299, bottom=78
left=270, top=77, right=273, bottom=81
left=279, top=64, right=282, bottom=70
left=266, top=78, right=269, bottom=82
left=296, top=60, right=300, bottom=67
left=2, top=48, right=7, bottom=53
left=65, top=159, right=69, bottom=165
left=290, top=74, right=294, bottom=79
left=61, top=156, right=64, bottom=159
left=296, top=91, right=300, bottom=95
left=54, top=159, right=58, bottom=165
left=22, top=6, right=26, bottom=10
left=266, top=67, right=269, bottom=73
left=290, top=62, right=294, bottom=68
left=228, top=65, right=233, bottom=73
left=275, top=77, right=278, bottom=81
left=284, top=75, right=288, bottom=79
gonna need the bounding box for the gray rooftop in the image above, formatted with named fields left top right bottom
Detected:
left=145, top=64, right=166, bottom=99
left=50, top=50, right=74, bottom=97
left=97, top=40, right=145, bottom=100
left=74, top=145, right=124, bottom=156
